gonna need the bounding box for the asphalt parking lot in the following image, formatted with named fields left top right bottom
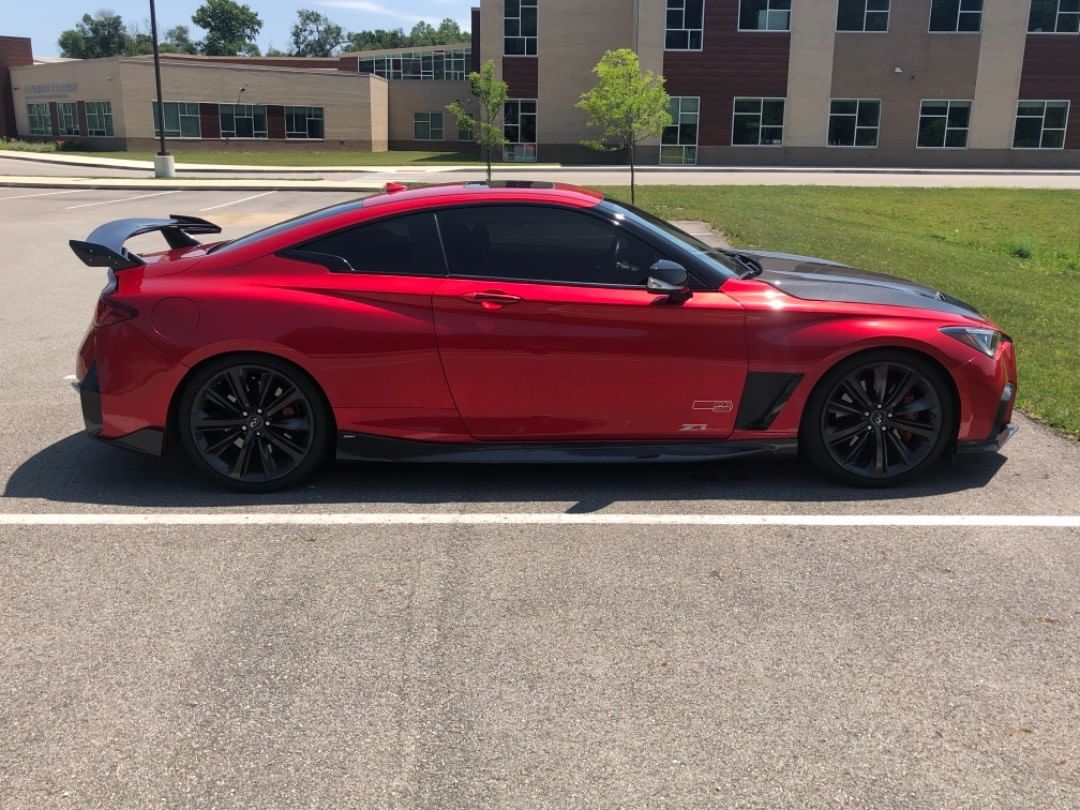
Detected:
left=2, top=187, right=1079, bottom=809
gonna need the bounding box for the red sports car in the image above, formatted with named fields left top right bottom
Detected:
left=71, top=182, right=1017, bottom=491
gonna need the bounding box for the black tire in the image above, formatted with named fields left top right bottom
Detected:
left=178, top=354, right=332, bottom=492
left=801, top=350, right=955, bottom=487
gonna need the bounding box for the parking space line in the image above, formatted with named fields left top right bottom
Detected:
left=199, top=191, right=276, bottom=212
left=64, top=190, right=183, bottom=210
left=0, top=513, right=1078, bottom=528
left=0, top=189, right=91, bottom=201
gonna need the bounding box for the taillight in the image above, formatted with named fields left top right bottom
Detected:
left=94, top=298, right=138, bottom=328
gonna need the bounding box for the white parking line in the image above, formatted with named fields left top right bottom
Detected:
left=64, top=190, right=183, bottom=210
left=0, top=189, right=91, bottom=201
left=0, top=513, right=1078, bottom=528
left=199, top=191, right=276, bottom=212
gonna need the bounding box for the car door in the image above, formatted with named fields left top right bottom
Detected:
left=431, top=203, right=748, bottom=441
left=275, top=210, right=465, bottom=439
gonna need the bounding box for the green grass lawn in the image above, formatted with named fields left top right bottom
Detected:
left=0, top=143, right=481, bottom=166
left=596, top=186, right=1080, bottom=439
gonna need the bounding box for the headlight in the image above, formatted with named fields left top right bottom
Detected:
left=941, top=326, right=1001, bottom=358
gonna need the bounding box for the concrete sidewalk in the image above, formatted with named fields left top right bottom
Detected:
left=0, top=175, right=387, bottom=192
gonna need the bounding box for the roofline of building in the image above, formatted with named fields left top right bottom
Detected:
left=338, top=42, right=472, bottom=58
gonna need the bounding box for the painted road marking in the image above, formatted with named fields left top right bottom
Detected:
left=0, top=513, right=1078, bottom=528
left=64, top=190, right=183, bottom=210
left=200, top=191, right=276, bottom=212
left=0, top=189, right=90, bottom=201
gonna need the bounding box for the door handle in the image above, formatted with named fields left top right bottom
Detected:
left=461, top=291, right=522, bottom=305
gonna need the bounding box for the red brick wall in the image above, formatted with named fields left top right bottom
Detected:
left=0, top=36, right=34, bottom=138
left=1020, top=35, right=1080, bottom=150
left=503, top=56, right=538, bottom=98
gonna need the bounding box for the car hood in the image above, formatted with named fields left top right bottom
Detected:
left=743, top=250, right=985, bottom=320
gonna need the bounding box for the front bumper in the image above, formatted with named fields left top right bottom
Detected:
left=957, top=381, right=1018, bottom=454
left=957, top=423, right=1018, bottom=454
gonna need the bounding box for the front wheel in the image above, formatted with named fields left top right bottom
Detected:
left=178, top=355, right=331, bottom=492
left=801, top=351, right=955, bottom=487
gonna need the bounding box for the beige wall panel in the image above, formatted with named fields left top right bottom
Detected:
left=786, top=0, right=837, bottom=147
left=635, top=0, right=669, bottom=148
left=12, top=59, right=126, bottom=136
left=116, top=61, right=376, bottom=143
left=538, top=0, right=636, bottom=145
left=832, top=1, right=981, bottom=153
left=367, top=76, right=389, bottom=151
left=479, top=0, right=505, bottom=79
left=969, top=0, right=1029, bottom=149
left=387, top=80, right=472, bottom=142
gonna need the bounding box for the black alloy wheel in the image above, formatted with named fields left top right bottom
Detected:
left=803, top=351, right=954, bottom=486
left=179, top=356, right=330, bottom=491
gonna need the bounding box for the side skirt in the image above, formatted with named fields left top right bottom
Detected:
left=337, top=433, right=799, bottom=464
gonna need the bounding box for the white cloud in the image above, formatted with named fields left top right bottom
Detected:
left=316, top=1, right=441, bottom=24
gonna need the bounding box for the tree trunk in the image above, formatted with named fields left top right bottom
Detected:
left=629, top=141, right=636, bottom=206
left=486, top=143, right=492, bottom=183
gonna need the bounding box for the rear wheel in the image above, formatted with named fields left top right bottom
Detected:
left=801, top=351, right=955, bottom=487
left=178, top=355, right=331, bottom=492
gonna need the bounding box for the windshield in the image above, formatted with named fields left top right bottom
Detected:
left=602, top=198, right=740, bottom=277
left=209, top=199, right=365, bottom=254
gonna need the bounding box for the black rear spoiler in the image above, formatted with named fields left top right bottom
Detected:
left=69, top=214, right=222, bottom=270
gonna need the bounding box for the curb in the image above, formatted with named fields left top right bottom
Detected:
left=0, top=177, right=384, bottom=192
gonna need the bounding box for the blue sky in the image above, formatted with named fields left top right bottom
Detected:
left=15, top=1, right=475, bottom=57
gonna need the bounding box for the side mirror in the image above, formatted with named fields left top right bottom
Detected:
left=646, top=260, right=692, bottom=302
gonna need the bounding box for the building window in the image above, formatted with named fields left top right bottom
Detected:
left=414, top=112, right=445, bottom=141
left=285, top=106, right=324, bottom=139
left=1013, top=101, right=1070, bottom=148
left=1029, top=0, right=1080, bottom=33
left=929, top=0, right=983, bottom=33
left=57, top=102, right=79, bottom=136
left=660, top=97, right=699, bottom=164
left=666, top=0, right=704, bottom=50
left=828, top=99, right=880, bottom=147
left=917, top=100, right=971, bottom=148
left=505, top=0, right=538, bottom=56
left=358, top=49, right=472, bottom=81
left=220, top=104, right=267, bottom=139
left=739, top=0, right=791, bottom=32
left=504, top=99, right=537, bottom=161
left=86, top=101, right=114, bottom=137
left=152, top=101, right=201, bottom=138
left=458, top=123, right=474, bottom=142
left=837, top=0, right=890, bottom=32
left=27, top=103, right=51, bottom=136
left=732, top=97, right=785, bottom=146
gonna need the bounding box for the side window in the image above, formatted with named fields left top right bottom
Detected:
left=436, top=206, right=666, bottom=287
left=298, top=212, right=445, bottom=275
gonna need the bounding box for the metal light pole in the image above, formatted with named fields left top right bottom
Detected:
left=149, top=0, right=175, bottom=177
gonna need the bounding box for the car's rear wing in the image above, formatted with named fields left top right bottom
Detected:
left=69, top=214, right=222, bottom=271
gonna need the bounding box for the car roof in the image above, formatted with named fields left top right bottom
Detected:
left=361, top=181, right=605, bottom=211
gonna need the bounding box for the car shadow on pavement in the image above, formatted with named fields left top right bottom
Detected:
left=3, top=432, right=1006, bottom=511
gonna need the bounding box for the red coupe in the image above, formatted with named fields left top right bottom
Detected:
left=71, top=182, right=1017, bottom=491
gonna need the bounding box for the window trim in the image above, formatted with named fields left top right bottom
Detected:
left=665, top=0, right=706, bottom=52
left=504, top=0, right=539, bottom=56
left=413, top=111, right=445, bottom=141
left=737, top=0, right=793, bottom=33
left=284, top=105, right=325, bottom=140
left=57, top=101, right=79, bottom=137
left=928, top=0, right=984, bottom=34
left=26, top=102, right=52, bottom=136
left=731, top=96, right=786, bottom=147
left=660, top=95, right=700, bottom=165
left=1028, top=0, right=1080, bottom=34
left=827, top=98, right=882, bottom=149
left=152, top=100, right=202, bottom=140
left=836, top=0, right=892, bottom=33
left=1011, top=99, right=1071, bottom=150
left=503, top=98, right=538, bottom=162
left=218, top=102, right=269, bottom=140
left=915, top=99, right=973, bottom=150
left=84, top=100, right=114, bottom=138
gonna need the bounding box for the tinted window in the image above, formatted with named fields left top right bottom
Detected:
left=301, top=212, right=445, bottom=275
left=437, top=205, right=666, bottom=287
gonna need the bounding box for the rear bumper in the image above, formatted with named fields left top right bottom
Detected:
left=77, top=361, right=165, bottom=456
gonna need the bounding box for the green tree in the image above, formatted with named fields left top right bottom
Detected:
left=57, top=11, right=130, bottom=59
left=345, top=28, right=408, bottom=51
left=160, top=25, right=199, bottom=55
left=290, top=9, right=345, bottom=57
left=447, top=60, right=508, bottom=182
left=576, top=48, right=671, bottom=204
left=435, top=18, right=466, bottom=43
left=192, top=0, right=263, bottom=56
left=409, top=21, right=438, bottom=46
